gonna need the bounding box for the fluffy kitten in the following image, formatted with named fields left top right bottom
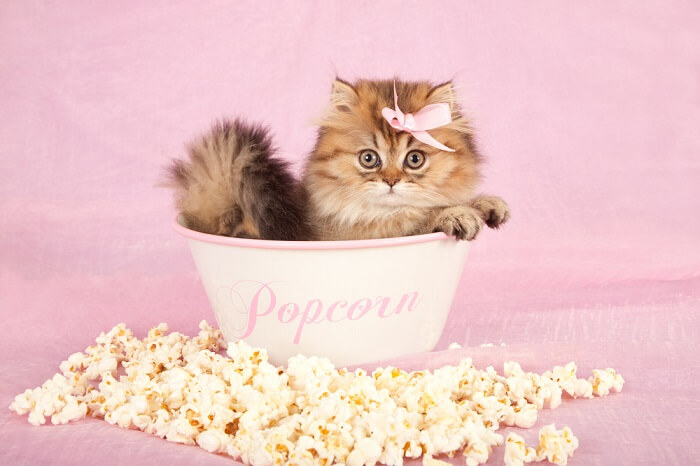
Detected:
left=166, top=119, right=309, bottom=240
left=167, top=78, right=509, bottom=242
left=303, top=78, right=509, bottom=241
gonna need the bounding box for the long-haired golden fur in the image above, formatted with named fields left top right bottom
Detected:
left=303, top=78, right=509, bottom=240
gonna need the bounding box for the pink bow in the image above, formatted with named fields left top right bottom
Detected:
left=381, top=82, right=455, bottom=152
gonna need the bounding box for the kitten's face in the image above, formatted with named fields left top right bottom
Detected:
left=306, top=79, right=481, bottom=221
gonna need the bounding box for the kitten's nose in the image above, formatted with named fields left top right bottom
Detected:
left=383, top=178, right=400, bottom=187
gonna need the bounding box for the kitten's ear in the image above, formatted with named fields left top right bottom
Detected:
left=428, top=81, right=457, bottom=108
left=330, top=78, right=357, bottom=113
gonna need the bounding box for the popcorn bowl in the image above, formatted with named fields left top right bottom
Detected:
left=174, top=215, right=470, bottom=366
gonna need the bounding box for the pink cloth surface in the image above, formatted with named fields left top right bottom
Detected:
left=1, top=1, right=699, bottom=464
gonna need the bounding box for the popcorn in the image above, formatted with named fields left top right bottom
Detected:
left=588, top=368, right=625, bottom=396
left=503, top=425, right=578, bottom=466
left=535, top=424, right=579, bottom=465
left=461, top=420, right=503, bottom=465
left=513, top=403, right=538, bottom=429
left=504, top=433, right=536, bottom=466
left=543, top=363, right=593, bottom=399
left=9, top=321, right=621, bottom=466
left=346, top=437, right=382, bottom=466
left=448, top=342, right=462, bottom=350
left=422, top=455, right=453, bottom=466
left=196, top=428, right=231, bottom=453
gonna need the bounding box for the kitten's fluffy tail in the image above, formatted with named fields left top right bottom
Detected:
left=166, top=119, right=309, bottom=240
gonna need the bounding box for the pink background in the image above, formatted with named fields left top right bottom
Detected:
left=2, top=1, right=699, bottom=464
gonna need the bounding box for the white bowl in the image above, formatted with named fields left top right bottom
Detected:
left=174, top=215, right=470, bottom=366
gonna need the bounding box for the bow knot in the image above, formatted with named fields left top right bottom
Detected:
left=400, top=113, right=416, bottom=131
left=381, top=82, right=455, bottom=152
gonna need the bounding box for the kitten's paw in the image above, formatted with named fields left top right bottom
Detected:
left=470, top=196, right=510, bottom=229
left=432, top=206, right=484, bottom=241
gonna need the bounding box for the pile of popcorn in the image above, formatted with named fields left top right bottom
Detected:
left=9, top=322, right=624, bottom=466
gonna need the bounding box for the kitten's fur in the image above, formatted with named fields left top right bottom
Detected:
left=304, top=78, right=509, bottom=240
left=167, top=79, right=509, bottom=241
left=167, top=119, right=309, bottom=240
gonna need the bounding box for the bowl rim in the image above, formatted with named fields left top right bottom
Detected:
left=173, top=214, right=454, bottom=250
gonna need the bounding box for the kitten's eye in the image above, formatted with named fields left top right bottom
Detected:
left=358, top=150, right=381, bottom=169
left=404, top=151, right=426, bottom=169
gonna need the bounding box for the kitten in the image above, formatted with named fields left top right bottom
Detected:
left=166, top=119, right=309, bottom=240
left=303, top=78, right=509, bottom=241
left=167, top=78, right=509, bottom=242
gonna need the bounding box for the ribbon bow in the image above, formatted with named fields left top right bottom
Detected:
left=381, top=82, right=455, bottom=152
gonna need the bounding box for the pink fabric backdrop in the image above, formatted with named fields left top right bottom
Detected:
left=2, top=1, right=699, bottom=464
